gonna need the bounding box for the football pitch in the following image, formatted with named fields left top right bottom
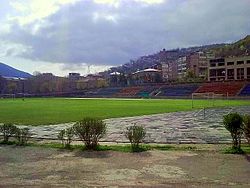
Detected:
left=0, top=98, right=250, bottom=125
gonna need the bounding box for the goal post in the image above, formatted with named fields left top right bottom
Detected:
left=0, top=94, right=16, bottom=99
left=191, top=92, right=215, bottom=109
left=192, top=92, right=227, bottom=108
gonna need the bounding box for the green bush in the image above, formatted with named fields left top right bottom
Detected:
left=73, top=118, right=106, bottom=150
left=15, top=128, right=30, bottom=145
left=58, top=129, right=66, bottom=145
left=243, top=115, right=250, bottom=144
left=0, top=123, right=17, bottom=143
left=224, top=147, right=245, bottom=154
left=58, top=127, right=74, bottom=148
left=223, top=113, right=244, bottom=149
left=125, top=124, right=146, bottom=152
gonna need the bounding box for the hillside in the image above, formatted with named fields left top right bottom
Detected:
left=0, top=62, right=32, bottom=78
left=106, top=35, right=250, bottom=75
left=106, top=44, right=224, bottom=75
left=210, top=35, right=250, bottom=57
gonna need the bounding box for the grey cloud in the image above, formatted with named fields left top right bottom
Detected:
left=164, top=0, right=250, bottom=46
left=1, top=0, right=250, bottom=67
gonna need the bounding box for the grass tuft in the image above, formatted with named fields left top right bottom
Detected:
left=1, top=140, right=249, bottom=154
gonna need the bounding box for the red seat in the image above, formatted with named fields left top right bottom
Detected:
left=195, top=82, right=245, bottom=96
left=116, top=87, right=142, bottom=96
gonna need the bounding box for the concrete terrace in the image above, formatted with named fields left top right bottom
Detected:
left=19, top=106, right=250, bottom=144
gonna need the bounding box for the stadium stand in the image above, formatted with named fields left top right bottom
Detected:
left=157, top=84, right=200, bottom=97
left=116, top=86, right=142, bottom=97
left=53, top=82, right=249, bottom=98
left=239, top=83, right=250, bottom=96
left=136, top=85, right=161, bottom=97
left=195, top=82, right=245, bottom=96
left=85, top=87, right=122, bottom=96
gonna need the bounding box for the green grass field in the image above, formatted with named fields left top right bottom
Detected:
left=0, top=98, right=250, bottom=125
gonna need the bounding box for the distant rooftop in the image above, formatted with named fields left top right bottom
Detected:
left=133, top=68, right=161, bottom=74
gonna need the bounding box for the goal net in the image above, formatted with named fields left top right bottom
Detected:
left=0, top=94, right=16, bottom=99
left=191, top=92, right=226, bottom=109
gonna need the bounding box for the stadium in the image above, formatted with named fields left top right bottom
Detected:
left=1, top=51, right=250, bottom=187
left=1, top=57, right=250, bottom=146
left=1, top=0, right=250, bottom=186
left=1, top=81, right=250, bottom=186
left=1, top=80, right=250, bottom=141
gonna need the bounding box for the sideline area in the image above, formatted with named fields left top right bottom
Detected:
left=0, top=145, right=249, bottom=187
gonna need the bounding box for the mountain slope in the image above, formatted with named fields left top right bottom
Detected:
left=210, top=35, right=250, bottom=57
left=106, top=43, right=225, bottom=74
left=106, top=35, right=249, bottom=75
left=0, top=62, right=32, bottom=78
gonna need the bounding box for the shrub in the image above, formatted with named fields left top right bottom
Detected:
left=65, top=127, right=74, bottom=146
left=15, top=128, right=30, bottom=145
left=125, top=124, right=146, bottom=152
left=58, top=129, right=66, bottom=145
left=0, top=123, right=17, bottom=143
left=73, top=118, right=106, bottom=150
left=223, top=113, right=244, bottom=149
left=243, top=115, right=250, bottom=144
left=58, top=127, right=74, bottom=148
left=224, top=147, right=245, bottom=154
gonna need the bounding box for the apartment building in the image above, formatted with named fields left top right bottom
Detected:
left=208, top=56, right=250, bottom=81
left=161, top=60, right=178, bottom=81
left=187, top=51, right=215, bottom=79
left=177, top=56, right=187, bottom=78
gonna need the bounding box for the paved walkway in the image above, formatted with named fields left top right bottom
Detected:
left=20, top=106, right=250, bottom=144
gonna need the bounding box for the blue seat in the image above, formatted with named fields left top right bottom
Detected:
left=136, top=86, right=159, bottom=97
left=239, top=84, right=250, bottom=96
left=87, top=87, right=122, bottom=96
left=158, top=85, right=199, bottom=96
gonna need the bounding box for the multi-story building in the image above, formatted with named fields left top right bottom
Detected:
left=187, top=51, right=215, bottom=79
left=177, top=56, right=187, bottom=78
left=162, top=51, right=215, bottom=81
left=208, top=56, right=250, bottom=81
left=132, top=68, right=162, bottom=85
left=161, top=60, right=177, bottom=81
left=68, top=73, right=80, bottom=80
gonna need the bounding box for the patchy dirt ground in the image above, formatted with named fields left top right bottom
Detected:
left=0, top=145, right=250, bottom=187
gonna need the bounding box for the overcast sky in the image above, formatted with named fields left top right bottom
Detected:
left=0, top=0, right=249, bottom=76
